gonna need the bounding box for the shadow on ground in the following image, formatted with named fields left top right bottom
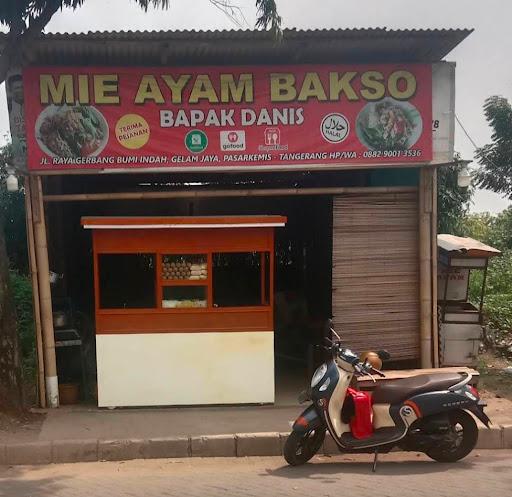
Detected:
left=264, top=458, right=477, bottom=481
left=0, top=466, right=69, bottom=497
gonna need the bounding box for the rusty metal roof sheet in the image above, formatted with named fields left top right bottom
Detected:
left=438, top=234, right=501, bottom=258
left=1, top=28, right=473, bottom=65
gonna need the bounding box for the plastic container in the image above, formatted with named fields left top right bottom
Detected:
left=346, top=388, right=374, bottom=439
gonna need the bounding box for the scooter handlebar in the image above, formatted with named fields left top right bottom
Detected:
left=356, top=361, right=386, bottom=378
left=370, top=366, right=386, bottom=378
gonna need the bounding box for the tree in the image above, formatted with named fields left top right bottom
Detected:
left=475, top=96, right=512, bottom=199
left=0, top=143, right=23, bottom=410
left=462, top=207, right=512, bottom=253
left=437, top=154, right=473, bottom=234
left=0, top=0, right=282, bottom=84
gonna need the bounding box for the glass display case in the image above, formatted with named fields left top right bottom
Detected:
left=88, top=216, right=285, bottom=334
left=162, top=286, right=208, bottom=309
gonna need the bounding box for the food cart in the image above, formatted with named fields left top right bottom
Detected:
left=437, top=234, right=501, bottom=366
left=81, top=215, right=285, bottom=407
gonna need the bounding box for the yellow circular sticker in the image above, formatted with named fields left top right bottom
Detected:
left=115, top=114, right=150, bottom=149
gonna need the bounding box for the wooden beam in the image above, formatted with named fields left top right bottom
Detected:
left=43, top=186, right=418, bottom=203
left=31, top=176, right=59, bottom=407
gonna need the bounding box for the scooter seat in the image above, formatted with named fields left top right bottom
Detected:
left=372, top=373, right=463, bottom=405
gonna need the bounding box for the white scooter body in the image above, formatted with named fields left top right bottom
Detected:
left=311, top=348, right=419, bottom=450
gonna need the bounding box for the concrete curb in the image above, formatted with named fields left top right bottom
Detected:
left=0, top=425, right=508, bottom=466
left=502, top=425, right=512, bottom=449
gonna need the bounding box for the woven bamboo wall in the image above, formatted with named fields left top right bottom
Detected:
left=332, top=192, right=420, bottom=360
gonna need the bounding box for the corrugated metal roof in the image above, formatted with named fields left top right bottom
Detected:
left=1, top=27, right=472, bottom=65
left=438, top=234, right=501, bottom=257
left=25, top=27, right=464, bottom=39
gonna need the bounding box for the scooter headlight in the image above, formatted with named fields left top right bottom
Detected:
left=311, top=363, right=328, bottom=388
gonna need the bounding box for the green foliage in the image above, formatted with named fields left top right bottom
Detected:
left=462, top=207, right=512, bottom=252
left=256, top=0, right=281, bottom=36
left=437, top=159, right=473, bottom=234
left=461, top=212, right=495, bottom=247
left=0, top=143, right=28, bottom=272
left=0, top=1, right=280, bottom=35
left=475, top=96, right=512, bottom=199
left=468, top=250, right=512, bottom=303
left=463, top=211, right=512, bottom=335
left=9, top=271, right=36, bottom=379
left=0, top=2, right=82, bottom=35
left=484, top=293, right=512, bottom=332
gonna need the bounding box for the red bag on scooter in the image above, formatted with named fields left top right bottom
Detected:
left=346, top=388, right=374, bottom=439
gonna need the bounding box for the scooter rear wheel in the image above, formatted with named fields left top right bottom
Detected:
left=284, top=429, right=326, bottom=466
left=426, top=409, right=478, bottom=463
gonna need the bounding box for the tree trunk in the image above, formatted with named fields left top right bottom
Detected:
left=0, top=211, right=23, bottom=410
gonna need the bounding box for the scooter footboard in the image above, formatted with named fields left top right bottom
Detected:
left=292, top=404, right=325, bottom=434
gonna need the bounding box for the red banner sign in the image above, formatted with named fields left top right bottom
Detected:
left=23, top=64, right=432, bottom=171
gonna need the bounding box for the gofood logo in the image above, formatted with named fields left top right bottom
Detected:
left=220, top=130, right=246, bottom=151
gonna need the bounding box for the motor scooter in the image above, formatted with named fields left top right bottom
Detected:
left=284, top=324, right=491, bottom=470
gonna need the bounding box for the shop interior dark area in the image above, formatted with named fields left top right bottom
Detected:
left=42, top=168, right=418, bottom=404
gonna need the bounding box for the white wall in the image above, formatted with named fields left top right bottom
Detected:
left=432, top=62, right=456, bottom=164
left=96, top=331, right=274, bottom=407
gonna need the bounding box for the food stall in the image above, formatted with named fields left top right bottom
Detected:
left=437, top=234, right=501, bottom=366
left=2, top=28, right=473, bottom=408
left=82, top=215, right=285, bottom=407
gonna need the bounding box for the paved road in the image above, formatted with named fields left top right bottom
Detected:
left=1, top=451, right=511, bottom=497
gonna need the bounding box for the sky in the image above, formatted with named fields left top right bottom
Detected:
left=0, top=0, right=510, bottom=213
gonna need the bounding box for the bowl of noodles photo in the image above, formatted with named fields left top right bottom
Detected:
left=35, top=104, right=109, bottom=158
left=356, top=97, right=423, bottom=151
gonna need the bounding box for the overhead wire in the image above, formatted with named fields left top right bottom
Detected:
left=455, top=113, right=501, bottom=172
left=455, top=113, right=480, bottom=150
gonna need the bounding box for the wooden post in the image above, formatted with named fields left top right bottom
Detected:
left=30, top=175, right=59, bottom=407
left=24, top=179, right=46, bottom=408
left=419, top=168, right=433, bottom=368
left=431, top=168, right=440, bottom=367
left=42, top=186, right=418, bottom=203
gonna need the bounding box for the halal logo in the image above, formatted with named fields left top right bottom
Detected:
left=321, top=113, right=350, bottom=144
left=185, top=130, right=208, bottom=153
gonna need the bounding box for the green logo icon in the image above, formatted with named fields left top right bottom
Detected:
left=185, top=130, right=208, bottom=153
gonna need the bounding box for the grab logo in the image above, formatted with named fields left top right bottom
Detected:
left=220, top=130, right=246, bottom=151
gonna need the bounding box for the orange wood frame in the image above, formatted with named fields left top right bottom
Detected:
left=84, top=217, right=285, bottom=335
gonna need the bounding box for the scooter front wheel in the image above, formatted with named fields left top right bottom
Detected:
left=284, top=429, right=326, bottom=466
